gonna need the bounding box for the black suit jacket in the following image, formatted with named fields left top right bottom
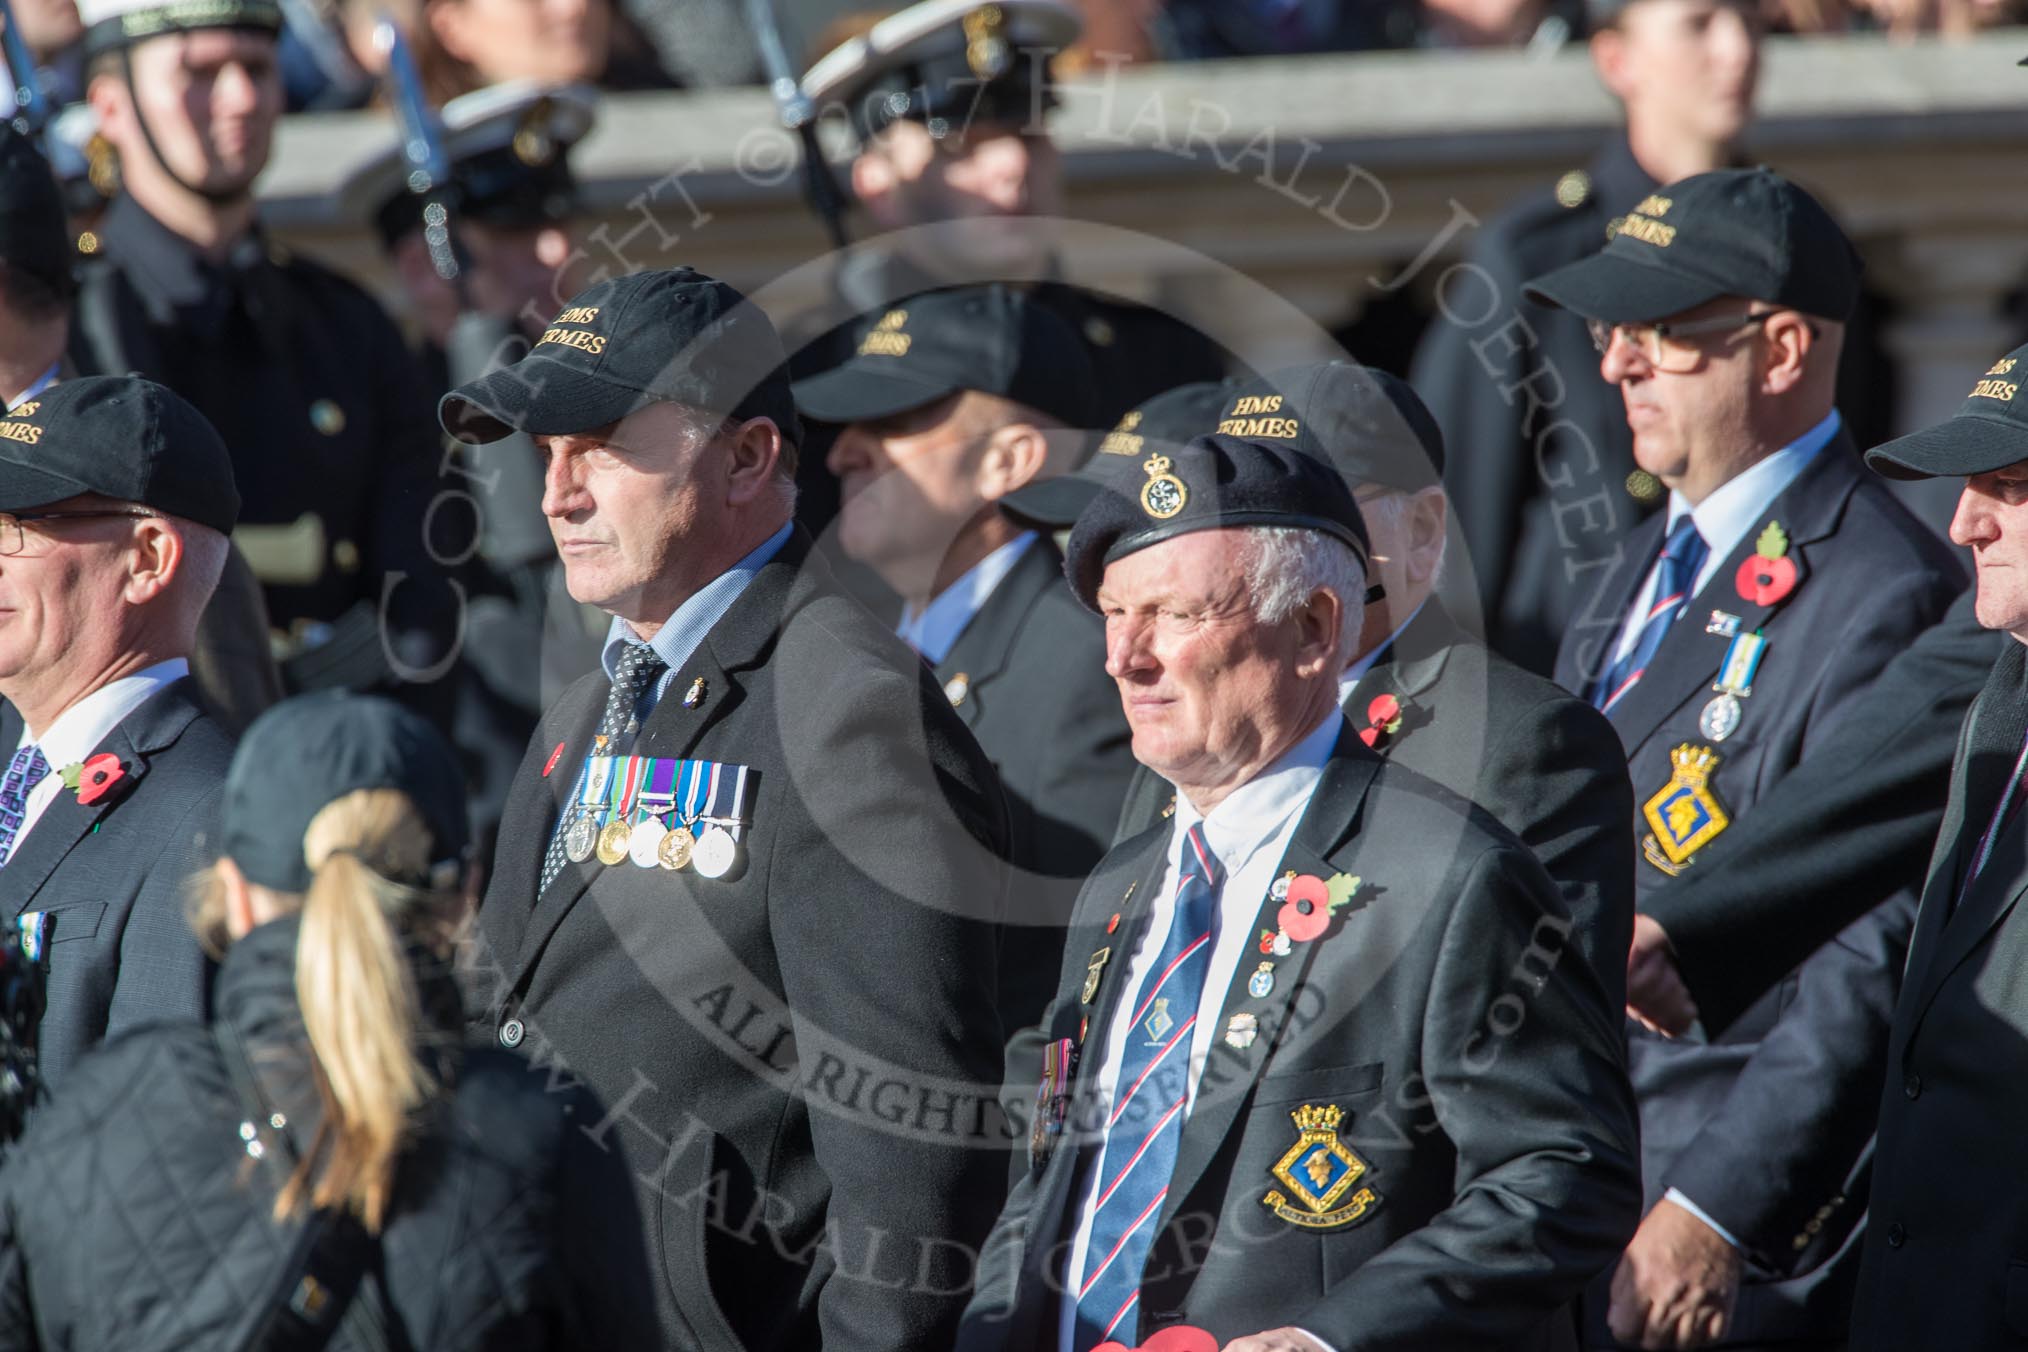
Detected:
left=0, top=677, right=230, bottom=1089
left=1553, top=436, right=1963, bottom=1343
left=1854, top=641, right=2028, bottom=1351
left=935, top=537, right=1135, bottom=1034
left=465, top=528, right=1016, bottom=1352
left=1118, top=602, right=1636, bottom=1010
left=1646, top=591, right=1999, bottom=1034
left=962, top=725, right=1641, bottom=1350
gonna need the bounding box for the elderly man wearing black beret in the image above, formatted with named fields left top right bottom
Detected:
left=960, top=434, right=1641, bottom=1352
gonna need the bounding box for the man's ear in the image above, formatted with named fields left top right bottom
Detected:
left=1295, top=585, right=1345, bottom=679
left=976, top=422, right=1051, bottom=501
left=851, top=150, right=900, bottom=227
left=1403, top=489, right=1448, bottom=588
left=123, top=517, right=183, bottom=606
left=1759, top=311, right=1816, bottom=396
left=1590, top=26, right=1634, bottom=102
left=723, top=417, right=785, bottom=505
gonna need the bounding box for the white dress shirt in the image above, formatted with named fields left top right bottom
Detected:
left=1061, top=709, right=1344, bottom=1352
left=11, top=659, right=189, bottom=845
left=896, top=531, right=1037, bottom=664
left=1611, top=410, right=1842, bottom=665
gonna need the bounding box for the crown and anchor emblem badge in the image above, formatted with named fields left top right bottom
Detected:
left=1262, top=1104, right=1383, bottom=1230
left=1140, top=455, right=1188, bottom=520
left=1641, top=742, right=1732, bottom=874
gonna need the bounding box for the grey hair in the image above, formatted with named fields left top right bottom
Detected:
left=1357, top=486, right=1449, bottom=584
left=1239, top=527, right=1365, bottom=666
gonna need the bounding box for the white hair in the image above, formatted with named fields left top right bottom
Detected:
left=1357, top=486, right=1450, bottom=585
left=1239, top=527, right=1365, bottom=666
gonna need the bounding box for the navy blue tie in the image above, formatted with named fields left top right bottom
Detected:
left=0, top=745, right=48, bottom=869
left=1593, top=516, right=1708, bottom=713
left=1072, top=823, right=1223, bottom=1350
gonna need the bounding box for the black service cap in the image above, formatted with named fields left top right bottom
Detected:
left=0, top=128, right=73, bottom=297
left=1063, top=432, right=1370, bottom=611
left=1524, top=167, right=1861, bottom=325
left=223, top=691, right=470, bottom=894
left=1215, top=361, right=1443, bottom=493
left=439, top=267, right=802, bottom=447
left=1000, top=379, right=1230, bottom=529
left=1866, top=342, right=2028, bottom=481
left=792, top=284, right=1096, bottom=428
left=0, top=376, right=239, bottom=533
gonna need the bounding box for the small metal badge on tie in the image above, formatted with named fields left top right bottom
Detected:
left=943, top=673, right=969, bottom=707
left=1249, top=962, right=1276, bottom=1000
left=1225, top=1012, right=1259, bottom=1051
left=1081, top=947, right=1111, bottom=1006
left=682, top=677, right=706, bottom=708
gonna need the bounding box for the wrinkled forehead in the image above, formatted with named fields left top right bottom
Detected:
left=1095, top=529, right=1256, bottom=608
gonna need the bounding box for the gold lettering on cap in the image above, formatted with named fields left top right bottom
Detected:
left=538, top=327, right=608, bottom=354
left=1099, top=432, right=1143, bottom=456
left=554, top=306, right=601, bottom=324
left=9, top=401, right=37, bottom=416
left=0, top=422, right=44, bottom=446
left=1226, top=394, right=1283, bottom=417
left=1987, top=358, right=2018, bottom=377
left=1615, top=213, right=1677, bottom=249
left=858, top=308, right=913, bottom=357
left=1634, top=195, right=1674, bottom=217
left=1216, top=415, right=1302, bottom=439
left=1971, top=379, right=2020, bottom=402
left=1116, top=410, right=1142, bottom=432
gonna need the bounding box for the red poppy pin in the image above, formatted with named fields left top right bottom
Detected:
left=1734, top=520, right=1797, bottom=608
left=58, top=753, right=128, bottom=806
left=1357, top=693, right=1406, bottom=749
left=1093, top=1326, right=1218, bottom=1352
left=1274, top=872, right=1365, bottom=945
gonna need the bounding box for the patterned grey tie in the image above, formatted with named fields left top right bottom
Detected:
left=538, top=641, right=667, bottom=896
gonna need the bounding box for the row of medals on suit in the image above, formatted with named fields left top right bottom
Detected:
left=561, top=798, right=740, bottom=877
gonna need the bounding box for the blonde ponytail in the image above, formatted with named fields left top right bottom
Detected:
left=276, top=788, right=460, bottom=1233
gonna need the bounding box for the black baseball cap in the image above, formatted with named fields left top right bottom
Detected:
left=1214, top=362, right=1443, bottom=493
left=1063, top=433, right=1370, bottom=611
left=1000, top=380, right=1230, bottom=529
left=791, top=284, right=1096, bottom=428
left=439, top=267, right=803, bottom=446
left=0, top=376, right=239, bottom=533
left=1524, top=168, right=1861, bottom=325
left=0, top=128, right=72, bottom=296
left=223, top=691, right=470, bottom=893
left=1866, top=342, right=2028, bottom=480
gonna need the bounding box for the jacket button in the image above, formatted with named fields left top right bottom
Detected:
left=499, top=1018, right=525, bottom=1049
left=1886, top=1222, right=1906, bottom=1248
left=1904, top=1073, right=1922, bottom=1099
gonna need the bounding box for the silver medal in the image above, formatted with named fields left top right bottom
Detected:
left=1699, top=692, right=1743, bottom=742
left=629, top=817, right=668, bottom=868
left=563, top=813, right=597, bottom=863
left=691, top=825, right=739, bottom=879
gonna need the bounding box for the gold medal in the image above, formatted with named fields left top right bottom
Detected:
left=659, top=826, right=696, bottom=871
left=595, top=821, right=632, bottom=866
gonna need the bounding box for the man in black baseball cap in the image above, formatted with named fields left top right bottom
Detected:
left=1527, top=168, right=1967, bottom=1352
left=999, top=379, right=1233, bottom=531
left=794, top=283, right=1127, bottom=1040
left=964, top=430, right=1642, bottom=1352
left=0, top=128, right=75, bottom=413
left=1839, top=343, right=2028, bottom=1349
left=0, top=375, right=240, bottom=1088
left=1105, top=361, right=1637, bottom=1019
left=448, top=267, right=1015, bottom=1352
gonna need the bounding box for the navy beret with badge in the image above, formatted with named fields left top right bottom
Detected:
left=802, top=0, right=1081, bottom=142
left=439, top=267, right=802, bottom=446
left=1866, top=341, right=2028, bottom=481
left=1000, top=379, right=1233, bottom=529
left=0, top=375, right=240, bottom=534
left=1063, top=432, right=1371, bottom=611
left=1524, top=167, right=1862, bottom=325
left=336, top=81, right=598, bottom=251
left=223, top=691, right=469, bottom=893
left=791, top=283, right=1096, bottom=428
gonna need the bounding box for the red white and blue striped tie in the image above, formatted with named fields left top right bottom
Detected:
left=1593, top=516, right=1708, bottom=713
left=1072, top=822, right=1222, bottom=1351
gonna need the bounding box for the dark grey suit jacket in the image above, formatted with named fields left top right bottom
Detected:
left=1553, top=436, right=1964, bottom=1344
left=935, top=537, right=1135, bottom=1034
left=1852, top=640, right=2028, bottom=1351
left=963, top=725, right=1641, bottom=1350
left=0, top=677, right=230, bottom=1089
left=1118, top=602, right=1636, bottom=1010
left=465, top=527, right=1016, bottom=1352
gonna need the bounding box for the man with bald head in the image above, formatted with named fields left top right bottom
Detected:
left=0, top=377, right=239, bottom=1089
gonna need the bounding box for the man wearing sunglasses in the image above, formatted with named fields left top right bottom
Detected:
left=0, top=376, right=240, bottom=1091
left=1524, top=168, right=1964, bottom=1350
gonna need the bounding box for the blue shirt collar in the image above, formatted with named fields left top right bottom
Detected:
left=602, top=521, right=793, bottom=683
left=1668, top=408, right=1841, bottom=574
left=1337, top=598, right=1429, bottom=705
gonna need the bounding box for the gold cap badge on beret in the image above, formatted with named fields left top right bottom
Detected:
left=1140, top=454, right=1186, bottom=519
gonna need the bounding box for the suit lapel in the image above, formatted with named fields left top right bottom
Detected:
left=1344, top=603, right=1461, bottom=745
left=1157, top=736, right=1381, bottom=1232
left=933, top=538, right=1060, bottom=728
left=507, top=535, right=812, bottom=991
left=1603, top=437, right=1857, bottom=757
left=1559, top=513, right=1661, bottom=698
left=0, top=680, right=201, bottom=913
